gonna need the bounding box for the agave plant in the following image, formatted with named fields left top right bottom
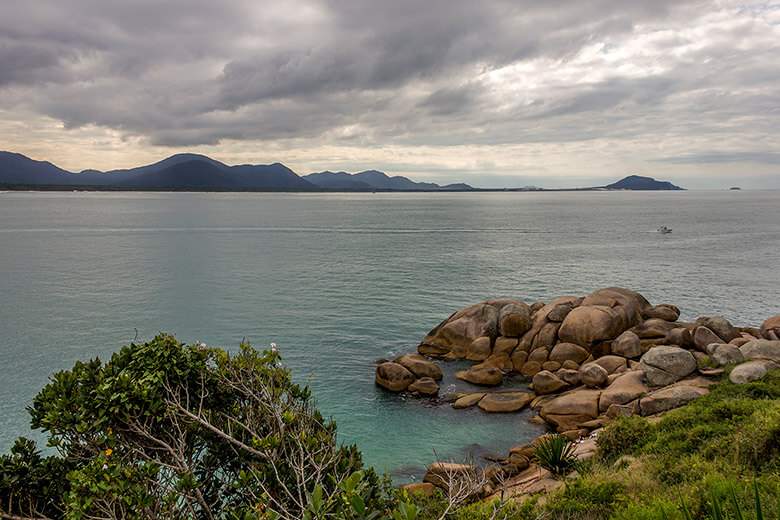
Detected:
left=532, top=434, right=578, bottom=478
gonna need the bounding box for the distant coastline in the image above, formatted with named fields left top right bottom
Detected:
left=0, top=183, right=685, bottom=193
left=1, top=150, right=684, bottom=192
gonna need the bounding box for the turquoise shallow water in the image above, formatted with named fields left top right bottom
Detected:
left=0, top=190, right=778, bottom=481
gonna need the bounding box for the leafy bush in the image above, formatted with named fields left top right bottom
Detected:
left=0, top=438, right=73, bottom=518
left=597, top=415, right=656, bottom=462
left=533, top=434, right=578, bottom=477
left=2, top=334, right=384, bottom=519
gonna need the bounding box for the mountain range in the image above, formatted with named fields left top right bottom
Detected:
left=0, top=151, right=471, bottom=191
left=0, top=151, right=684, bottom=191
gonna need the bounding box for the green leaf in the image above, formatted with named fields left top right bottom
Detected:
left=349, top=494, right=366, bottom=516
left=730, top=484, right=744, bottom=520
left=754, top=481, right=763, bottom=520
left=311, top=484, right=323, bottom=511
left=679, top=493, right=693, bottom=520
left=710, top=487, right=724, bottom=520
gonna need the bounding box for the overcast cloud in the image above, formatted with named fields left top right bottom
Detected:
left=1, top=0, right=778, bottom=188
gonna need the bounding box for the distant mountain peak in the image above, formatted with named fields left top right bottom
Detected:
left=604, top=175, right=684, bottom=190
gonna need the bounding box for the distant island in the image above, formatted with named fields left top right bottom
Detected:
left=600, top=175, right=683, bottom=191
left=0, top=151, right=684, bottom=192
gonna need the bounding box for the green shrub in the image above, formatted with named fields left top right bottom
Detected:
left=597, top=415, right=655, bottom=461
left=544, top=478, right=626, bottom=519
left=533, top=433, right=578, bottom=477
left=734, top=406, right=780, bottom=472
left=447, top=496, right=539, bottom=520
left=0, top=438, right=74, bottom=519
left=3, top=334, right=384, bottom=519
left=611, top=498, right=680, bottom=520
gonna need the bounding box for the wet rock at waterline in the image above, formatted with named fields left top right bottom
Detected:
left=478, top=392, right=534, bottom=413
left=394, top=354, right=443, bottom=380
left=375, top=362, right=416, bottom=392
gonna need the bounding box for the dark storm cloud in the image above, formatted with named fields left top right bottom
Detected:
left=1, top=0, right=778, bottom=163
left=0, top=39, right=71, bottom=86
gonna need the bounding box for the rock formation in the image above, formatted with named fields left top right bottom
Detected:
left=374, top=287, right=780, bottom=495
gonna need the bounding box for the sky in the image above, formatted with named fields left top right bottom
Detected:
left=1, top=0, right=779, bottom=189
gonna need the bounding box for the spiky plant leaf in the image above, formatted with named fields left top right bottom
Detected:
left=532, top=434, right=578, bottom=477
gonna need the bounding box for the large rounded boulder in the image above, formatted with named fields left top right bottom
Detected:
left=549, top=342, right=589, bottom=364
left=532, top=371, right=569, bottom=395
left=394, top=354, right=443, bottom=380
left=611, top=330, right=642, bottom=358
left=666, top=327, right=694, bottom=348
left=408, top=377, right=440, bottom=396
left=375, top=362, right=416, bottom=392
left=455, top=365, right=503, bottom=386
left=693, top=326, right=722, bottom=352
left=478, top=392, right=534, bottom=413
left=423, top=462, right=479, bottom=493
left=639, top=346, right=697, bottom=386
left=515, top=296, right=582, bottom=352
left=599, top=371, right=649, bottom=412
left=696, top=316, right=741, bottom=343
left=740, top=339, right=780, bottom=363
left=499, top=304, right=532, bottom=337
left=558, top=287, right=651, bottom=348
left=578, top=362, right=608, bottom=388
left=642, top=304, right=680, bottom=321
left=418, top=303, right=500, bottom=356
left=760, top=316, right=780, bottom=340
left=730, top=360, right=779, bottom=384
left=539, top=388, right=602, bottom=431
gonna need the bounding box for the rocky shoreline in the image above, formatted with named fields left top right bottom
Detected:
left=375, top=287, right=780, bottom=500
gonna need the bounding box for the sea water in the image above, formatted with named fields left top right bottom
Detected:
left=1, top=190, right=778, bottom=481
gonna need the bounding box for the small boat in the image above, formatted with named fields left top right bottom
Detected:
left=658, top=226, right=672, bottom=234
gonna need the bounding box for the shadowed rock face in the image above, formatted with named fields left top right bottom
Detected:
left=408, top=377, right=439, bottom=396
left=375, top=362, right=415, bottom=391
left=418, top=302, right=500, bottom=356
